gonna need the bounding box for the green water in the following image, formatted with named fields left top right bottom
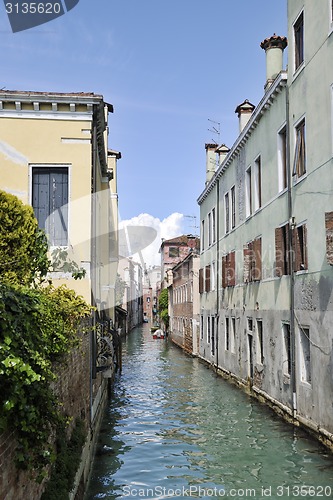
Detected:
left=86, top=325, right=333, bottom=499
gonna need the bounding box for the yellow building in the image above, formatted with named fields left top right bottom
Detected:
left=0, top=89, right=120, bottom=326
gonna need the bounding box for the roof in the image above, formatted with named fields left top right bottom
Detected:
left=171, top=251, right=199, bottom=273
left=0, top=89, right=114, bottom=112
left=159, top=234, right=200, bottom=252
left=197, top=71, right=287, bottom=205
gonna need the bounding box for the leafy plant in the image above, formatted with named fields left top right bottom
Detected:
left=0, top=191, right=93, bottom=476
left=0, top=283, right=92, bottom=474
left=50, top=247, right=86, bottom=280
left=0, top=190, right=50, bottom=285
left=158, top=288, right=169, bottom=329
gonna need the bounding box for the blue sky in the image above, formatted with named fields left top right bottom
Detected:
left=1, top=0, right=287, bottom=234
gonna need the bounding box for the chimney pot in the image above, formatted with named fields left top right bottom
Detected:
left=261, top=34, right=288, bottom=90
left=235, top=99, right=255, bottom=133
left=205, top=143, right=217, bottom=185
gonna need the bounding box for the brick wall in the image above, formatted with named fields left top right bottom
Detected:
left=0, top=326, right=92, bottom=500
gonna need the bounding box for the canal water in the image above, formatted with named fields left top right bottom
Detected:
left=86, top=325, right=333, bottom=499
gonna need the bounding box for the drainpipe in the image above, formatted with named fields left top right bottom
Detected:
left=215, top=179, right=220, bottom=372
left=286, top=84, right=297, bottom=419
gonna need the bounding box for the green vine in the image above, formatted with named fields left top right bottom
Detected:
left=0, top=284, right=92, bottom=476
left=0, top=190, right=93, bottom=477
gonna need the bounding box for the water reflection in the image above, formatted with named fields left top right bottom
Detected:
left=86, top=325, right=333, bottom=500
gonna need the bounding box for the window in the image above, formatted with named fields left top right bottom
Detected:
left=211, top=316, right=215, bottom=355
left=244, top=238, right=262, bottom=282
left=200, top=315, right=204, bottom=340
left=293, top=118, right=306, bottom=178
left=32, top=166, right=69, bottom=246
left=299, top=327, right=311, bottom=384
left=222, top=251, right=236, bottom=287
left=275, top=223, right=307, bottom=274
left=325, top=211, right=333, bottom=265
left=201, top=220, right=205, bottom=251
left=294, top=224, right=308, bottom=271
left=225, top=317, right=230, bottom=351
left=169, top=247, right=179, bottom=258
left=278, top=126, right=287, bottom=191
left=231, top=317, right=236, bottom=353
left=231, top=186, right=236, bottom=229
left=208, top=212, right=212, bottom=246
left=254, top=156, right=262, bottom=211
left=282, top=323, right=292, bottom=376
left=207, top=316, right=211, bottom=343
left=294, top=11, right=304, bottom=71
left=256, top=320, right=264, bottom=365
left=225, top=192, right=230, bottom=233
left=212, top=208, right=216, bottom=243
left=245, top=167, right=252, bottom=217
left=275, top=223, right=290, bottom=276
left=147, top=297, right=150, bottom=303
left=210, top=262, right=216, bottom=291
left=205, top=265, right=211, bottom=292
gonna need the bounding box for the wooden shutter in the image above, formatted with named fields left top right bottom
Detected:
left=244, top=245, right=251, bottom=283
left=32, top=167, right=68, bottom=246
left=222, top=256, right=227, bottom=288
left=252, top=238, right=262, bottom=281
left=227, top=251, right=236, bottom=286
left=275, top=227, right=283, bottom=277
left=199, top=268, right=204, bottom=294
left=325, top=212, right=333, bottom=265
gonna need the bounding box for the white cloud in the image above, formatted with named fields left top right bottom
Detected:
left=119, top=212, right=184, bottom=267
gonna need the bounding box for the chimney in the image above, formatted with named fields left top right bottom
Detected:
left=205, top=143, right=217, bottom=185
left=235, top=100, right=255, bottom=133
left=215, top=144, right=230, bottom=166
left=260, top=34, right=288, bottom=91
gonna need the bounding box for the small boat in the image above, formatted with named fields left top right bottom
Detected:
left=153, top=328, right=165, bottom=339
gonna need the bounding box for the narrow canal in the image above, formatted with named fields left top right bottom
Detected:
left=86, top=325, right=333, bottom=499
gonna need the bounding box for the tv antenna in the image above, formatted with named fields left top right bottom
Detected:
left=184, top=215, right=199, bottom=234
left=208, top=118, right=221, bottom=145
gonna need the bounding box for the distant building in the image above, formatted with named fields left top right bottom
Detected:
left=198, top=1, right=333, bottom=450
left=143, top=265, right=161, bottom=323
left=168, top=252, right=200, bottom=355
left=118, top=257, right=143, bottom=332
left=160, top=235, right=200, bottom=288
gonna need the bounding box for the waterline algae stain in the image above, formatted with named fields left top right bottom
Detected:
left=86, top=325, right=333, bottom=499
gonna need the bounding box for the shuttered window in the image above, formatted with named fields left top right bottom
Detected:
left=244, top=238, right=262, bottom=282
left=275, top=224, right=290, bottom=276
left=199, top=268, right=204, bottom=294
left=222, top=251, right=236, bottom=287
left=325, top=212, right=333, bottom=265
left=275, top=223, right=307, bottom=274
left=32, top=167, right=68, bottom=246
